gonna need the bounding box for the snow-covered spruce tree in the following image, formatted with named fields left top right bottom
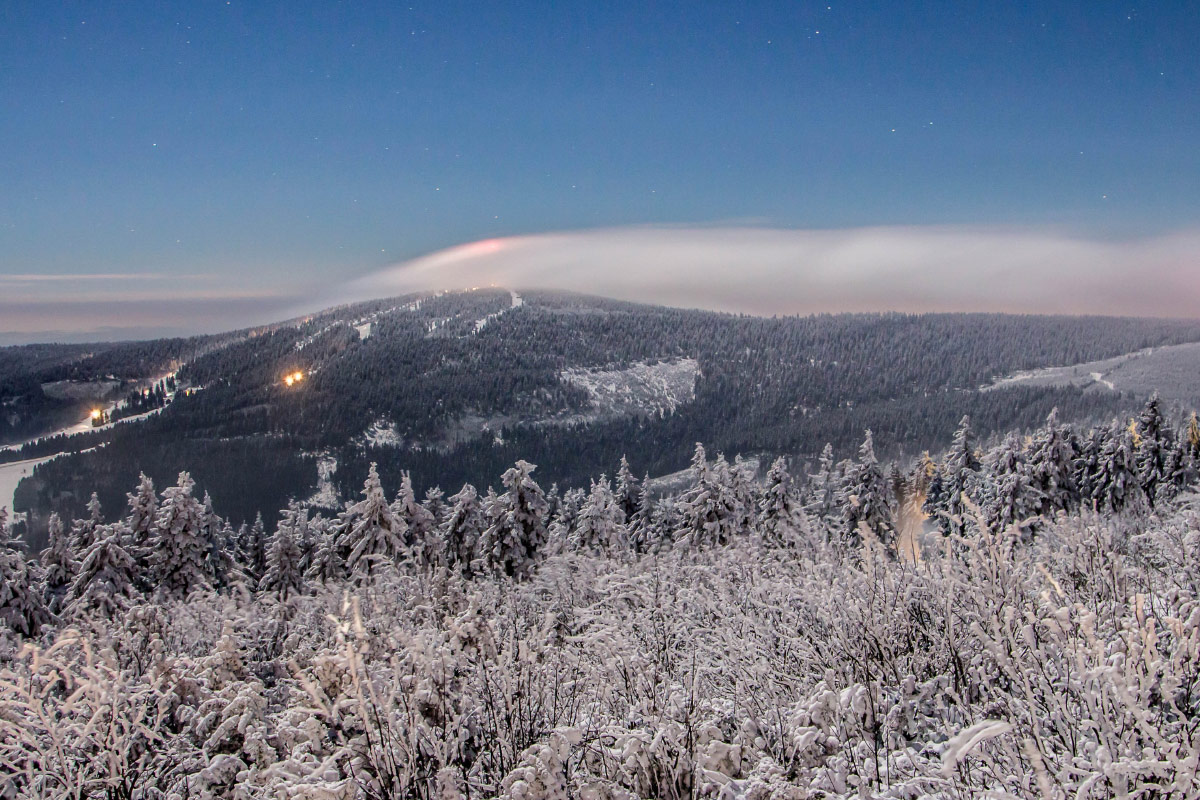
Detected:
left=1026, top=408, right=1079, bottom=516
left=983, top=432, right=1043, bottom=535
left=442, top=483, right=485, bottom=577
left=40, top=512, right=75, bottom=612
left=614, top=455, right=641, bottom=523
left=927, top=415, right=981, bottom=535
left=392, top=471, right=437, bottom=566
left=1186, top=411, right=1200, bottom=480
left=305, top=516, right=344, bottom=585
left=674, top=443, right=742, bottom=548
left=570, top=475, right=628, bottom=554
left=70, top=491, right=104, bottom=555
left=337, top=463, right=407, bottom=579
left=730, top=454, right=759, bottom=536
left=804, top=442, right=842, bottom=530
left=1092, top=419, right=1142, bottom=513
left=422, top=486, right=449, bottom=530
left=757, top=456, right=810, bottom=549
left=1135, top=394, right=1172, bottom=507
left=628, top=473, right=656, bottom=553
left=123, top=472, right=157, bottom=584
left=839, top=429, right=896, bottom=548
left=478, top=460, right=549, bottom=580
left=260, top=503, right=306, bottom=601
left=148, top=471, right=212, bottom=600
left=1074, top=424, right=1109, bottom=509
left=0, top=524, right=49, bottom=637
left=200, top=491, right=236, bottom=590
left=240, top=512, right=269, bottom=586
left=65, top=522, right=140, bottom=618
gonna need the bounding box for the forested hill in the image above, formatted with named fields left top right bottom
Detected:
left=8, top=288, right=1200, bottom=537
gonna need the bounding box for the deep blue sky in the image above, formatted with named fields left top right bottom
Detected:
left=2, top=1, right=1198, bottom=338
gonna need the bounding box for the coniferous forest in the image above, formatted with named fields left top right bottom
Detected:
left=2, top=393, right=1199, bottom=798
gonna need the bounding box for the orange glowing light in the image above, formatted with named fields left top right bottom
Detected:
left=90, top=409, right=102, bottom=420
left=284, top=370, right=304, bottom=387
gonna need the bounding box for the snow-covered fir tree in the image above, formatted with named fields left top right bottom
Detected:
left=614, top=455, right=641, bottom=522
left=570, top=475, right=628, bottom=554
left=926, top=415, right=981, bottom=535
left=442, top=483, right=484, bottom=576
left=65, top=522, right=140, bottom=618
left=40, top=512, right=75, bottom=612
left=478, top=460, right=549, bottom=579
left=149, top=471, right=211, bottom=600
left=1092, top=419, right=1142, bottom=513
left=757, top=456, right=810, bottom=549
left=839, top=429, right=896, bottom=547
left=337, top=463, right=407, bottom=578
left=1027, top=408, right=1078, bottom=516
left=1135, top=394, right=1172, bottom=506
left=123, top=472, right=158, bottom=583
left=240, top=513, right=269, bottom=586
left=70, top=492, right=104, bottom=555
left=627, top=474, right=656, bottom=553
left=260, top=503, right=306, bottom=601
left=983, top=432, right=1043, bottom=535
left=422, top=486, right=449, bottom=530
left=805, top=443, right=842, bottom=529
left=0, top=519, right=49, bottom=637
left=392, top=471, right=437, bottom=566
left=675, top=443, right=743, bottom=548
left=200, top=492, right=236, bottom=590
left=305, top=518, right=344, bottom=585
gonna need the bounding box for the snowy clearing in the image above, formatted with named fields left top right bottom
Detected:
left=560, top=357, right=700, bottom=421
left=982, top=340, right=1200, bottom=404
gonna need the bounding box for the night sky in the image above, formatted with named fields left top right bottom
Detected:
left=2, top=2, right=1198, bottom=340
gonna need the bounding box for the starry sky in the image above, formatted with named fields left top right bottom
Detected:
left=2, top=1, right=1198, bottom=341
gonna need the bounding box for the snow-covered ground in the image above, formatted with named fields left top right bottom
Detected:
left=0, top=456, right=51, bottom=517
left=560, top=357, right=700, bottom=420
left=982, top=341, right=1200, bottom=403
left=354, top=321, right=373, bottom=340
left=473, top=290, right=522, bottom=334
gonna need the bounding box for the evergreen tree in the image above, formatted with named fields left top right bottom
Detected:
left=1135, top=394, right=1171, bottom=507
left=260, top=503, right=306, bottom=601
left=839, top=430, right=896, bottom=548
left=305, top=518, right=344, bottom=585
left=124, top=472, right=158, bottom=583
left=66, top=523, right=139, bottom=618
left=758, top=456, right=809, bottom=549
left=571, top=475, right=627, bottom=553
left=628, top=474, right=656, bottom=554
left=70, top=492, right=104, bottom=554
left=392, top=472, right=436, bottom=565
left=1027, top=408, right=1078, bottom=514
left=422, top=486, right=449, bottom=530
left=1074, top=425, right=1109, bottom=508
left=242, top=513, right=269, bottom=585
left=0, top=541, right=49, bottom=637
left=200, top=492, right=235, bottom=589
left=40, top=512, right=75, bottom=612
left=337, top=463, right=407, bottom=579
left=804, top=443, right=841, bottom=529
left=149, top=471, right=211, bottom=600
left=614, top=456, right=641, bottom=522
left=479, top=460, right=549, bottom=580
left=927, top=415, right=981, bottom=535
left=984, top=432, right=1043, bottom=534
left=1092, top=420, right=1141, bottom=513
left=442, top=484, right=484, bottom=577
left=675, top=443, right=741, bottom=548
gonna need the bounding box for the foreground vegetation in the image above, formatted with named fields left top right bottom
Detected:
left=1, top=400, right=1198, bottom=798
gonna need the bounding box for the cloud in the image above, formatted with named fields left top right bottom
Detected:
left=327, top=225, right=1200, bottom=319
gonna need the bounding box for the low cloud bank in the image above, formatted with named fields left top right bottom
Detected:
left=330, top=225, right=1200, bottom=318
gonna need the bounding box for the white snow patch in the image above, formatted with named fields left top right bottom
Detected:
left=354, top=322, right=372, bottom=340
left=363, top=419, right=403, bottom=448
left=305, top=455, right=340, bottom=509
left=0, top=456, right=50, bottom=518
left=472, top=290, right=523, bottom=334
left=560, top=358, right=700, bottom=420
